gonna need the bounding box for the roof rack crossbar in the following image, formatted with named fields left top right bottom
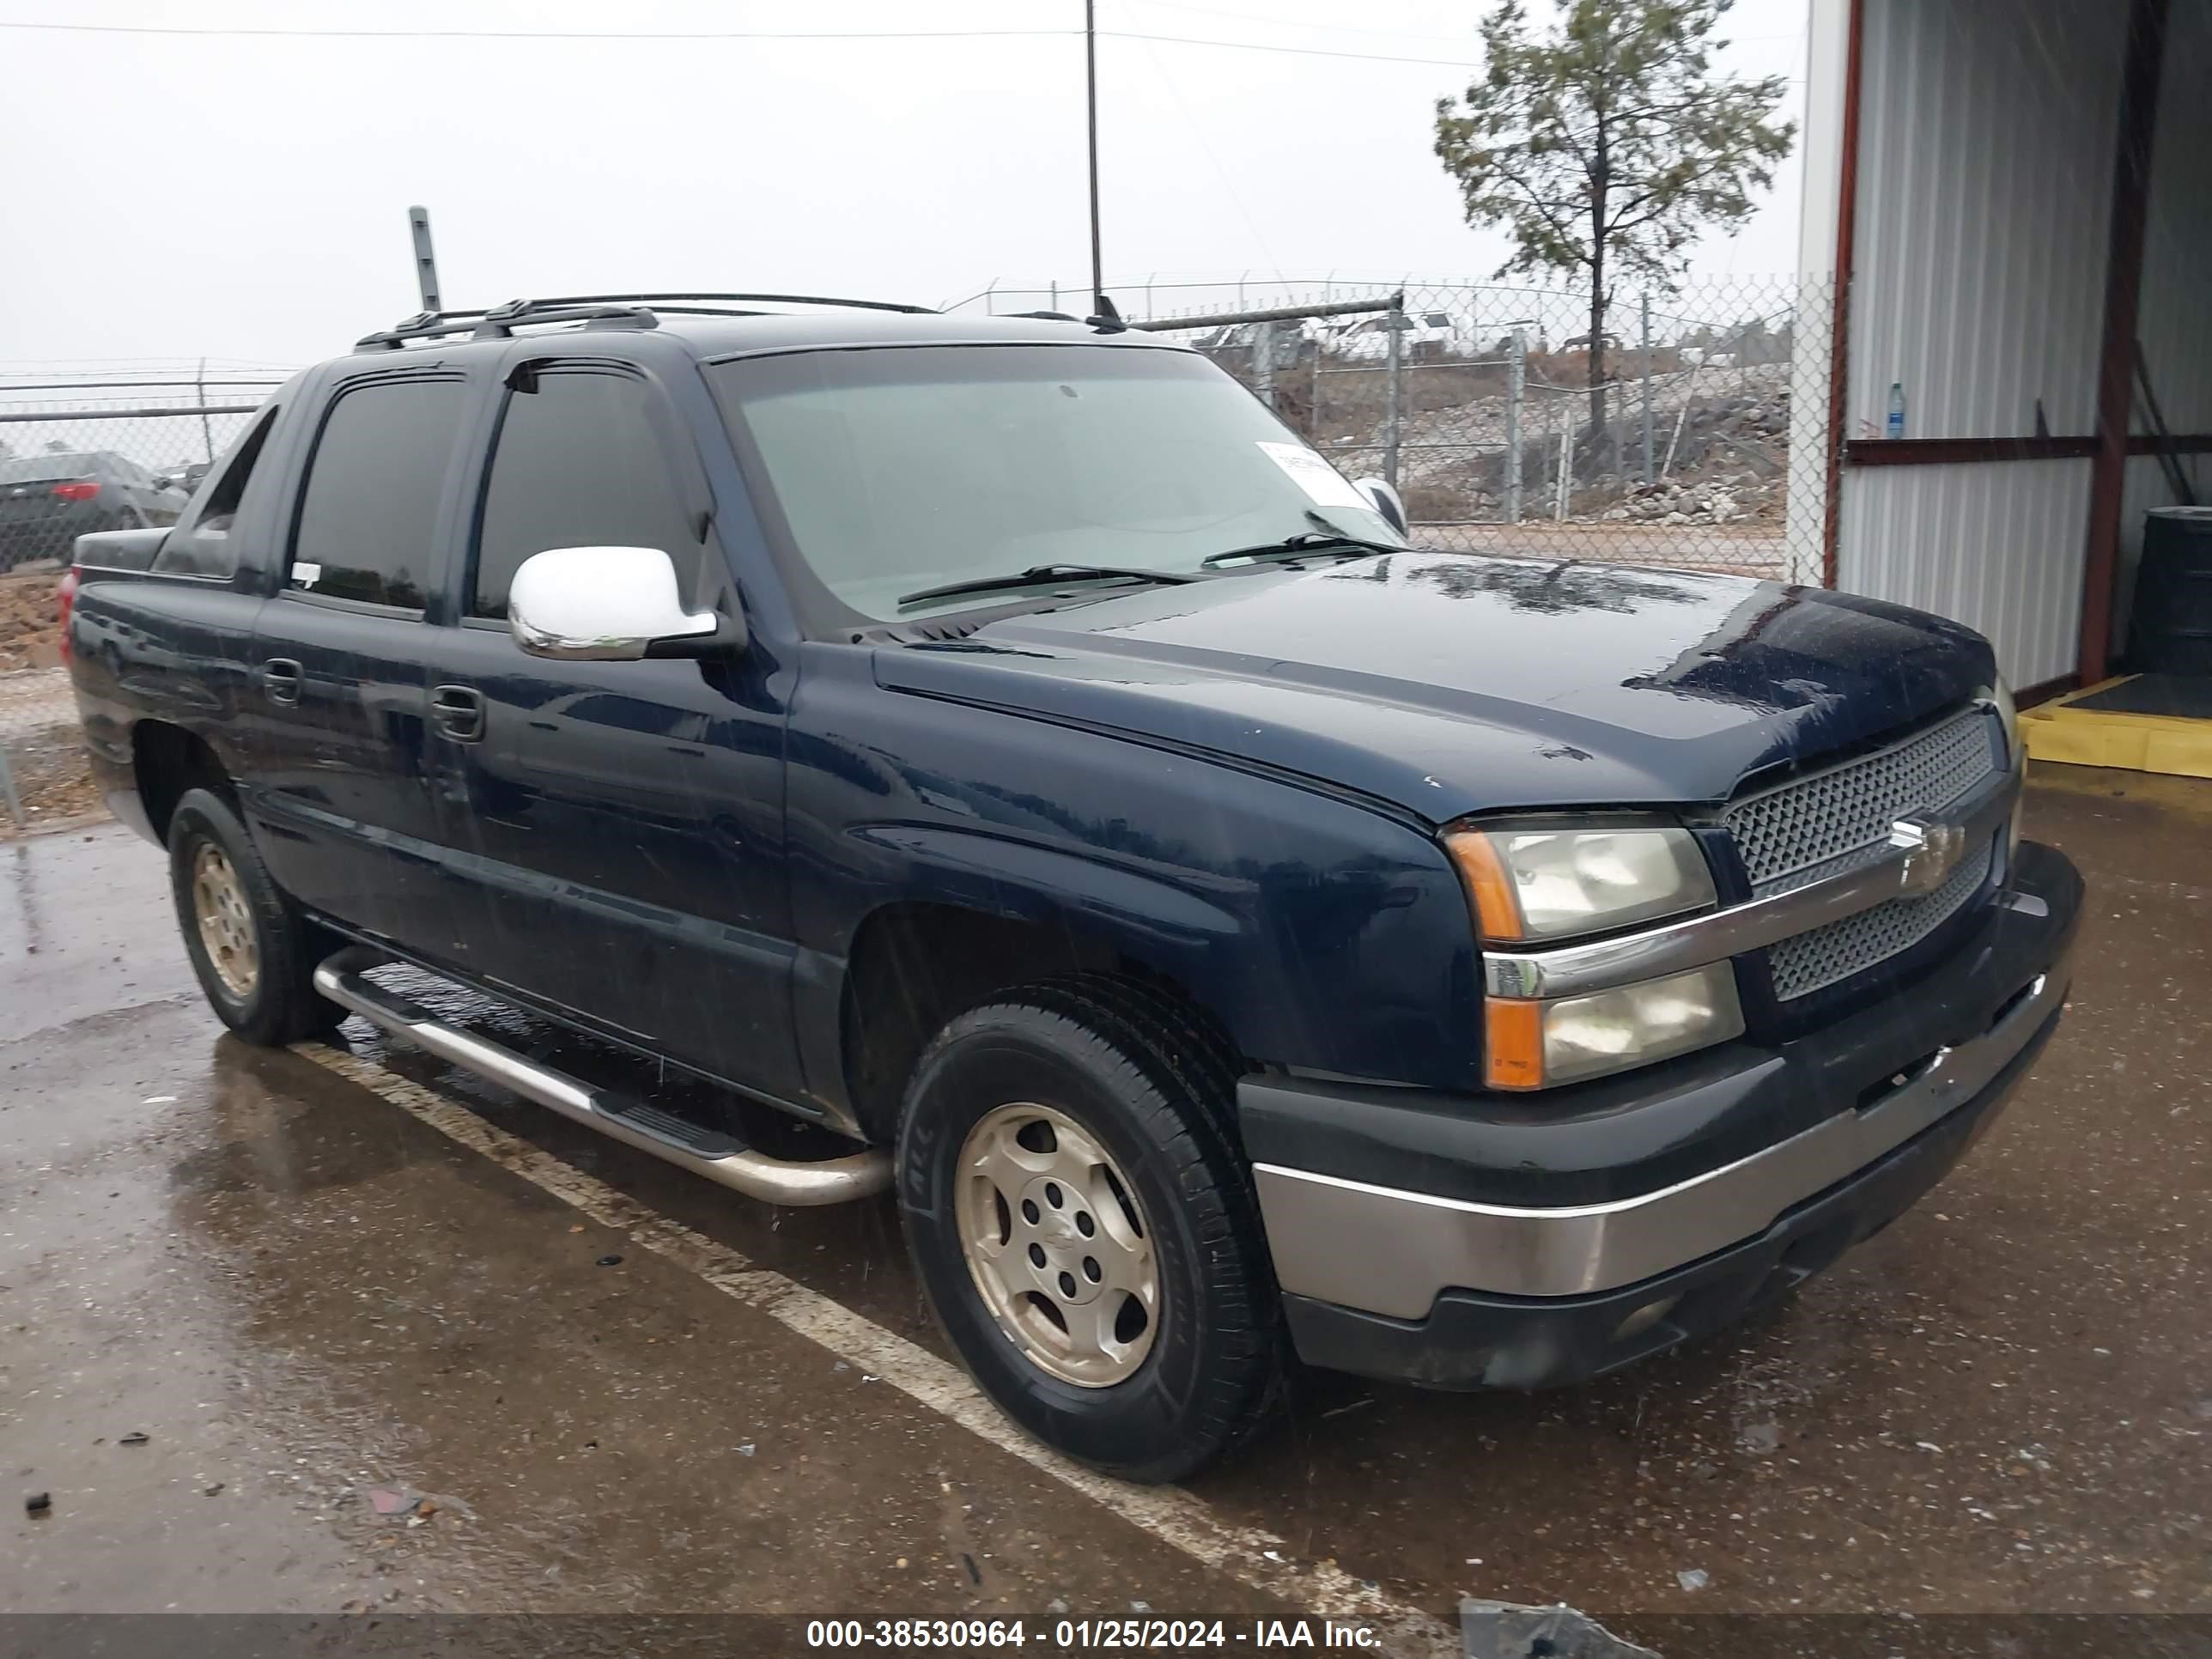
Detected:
left=356, top=289, right=935, bottom=351
left=472, top=301, right=660, bottom=339
left=355, top=317, right=492, bottom=350
left=526, top=291, right=937, bottom=316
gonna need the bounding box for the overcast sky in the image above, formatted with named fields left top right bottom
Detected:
left=0, top=0, right=1808, bottom=370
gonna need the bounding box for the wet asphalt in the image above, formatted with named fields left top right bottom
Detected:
left=3, top=767, right=2208, bottom=1636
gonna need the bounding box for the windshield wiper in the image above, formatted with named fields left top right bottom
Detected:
left=1200, top=510, right=1405, bottom=568
left=1200, top=533, right=1397, bottom=568
left=897, top=563, right=1197, bottom=610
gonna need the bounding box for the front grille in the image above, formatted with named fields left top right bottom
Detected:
left=1724, top=705, right=2005, bottom=1002
left=1725, top=707, right=2002, bottom=891
left=1766, top=838, right=1994, bottom=1000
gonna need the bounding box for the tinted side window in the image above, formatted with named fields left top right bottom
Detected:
left=471, top=369, right=702, bottom=619
left=155, top=405, right=277, bottom=577
left=290, top=379, right=466, bottom=610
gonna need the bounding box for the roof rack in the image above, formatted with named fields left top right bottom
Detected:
left=354, top=290, right=937, bottom=351
left=531, top=291, right=938, bottom=316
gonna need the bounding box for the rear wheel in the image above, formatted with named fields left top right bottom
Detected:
left=167, top=787, right=344, bottom=1045
left=896, top=977, right=1280, bottom=1483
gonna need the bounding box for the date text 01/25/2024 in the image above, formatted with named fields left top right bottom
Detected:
left=805, top=1619, right=1382, bottom=1649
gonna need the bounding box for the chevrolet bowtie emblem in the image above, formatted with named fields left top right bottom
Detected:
left=1889, top=816, right=1966, bottom=896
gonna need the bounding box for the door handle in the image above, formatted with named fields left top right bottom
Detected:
left=430, top=683, right=487, bottom=743
left=262, top=658, right=302, bottom=705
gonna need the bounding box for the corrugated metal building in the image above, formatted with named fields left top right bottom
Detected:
left=1797, top=0, right=2212, bottom=697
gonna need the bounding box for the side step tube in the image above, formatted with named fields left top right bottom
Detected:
left=312, top=948, right=891, bottom=1207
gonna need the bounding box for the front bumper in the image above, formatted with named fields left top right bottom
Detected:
left=1247, top=840, right=2082, bottom=1389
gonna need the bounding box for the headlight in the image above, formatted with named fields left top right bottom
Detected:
left=1486, top=963, right=1746, bottom=1091
left=1444, top=824, right=1717, bottom=941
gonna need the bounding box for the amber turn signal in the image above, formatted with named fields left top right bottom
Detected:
left=1443, top=829, right=1523, bottom=942
left=1484, top=997, right=1546, bottom=1090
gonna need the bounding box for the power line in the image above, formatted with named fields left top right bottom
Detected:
left=0, top=15, right=1483, bottom=64
left=1113, top=0, right=1481, bottom=45
left=1106, top=29, right=1473, bottom=66
left=1, top=14, right=1803, bottom=77
left=0, top=18, right=1079, bottom=41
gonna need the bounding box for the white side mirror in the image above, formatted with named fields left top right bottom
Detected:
left=1355, top=477, right=1408, bottom=537
left=508, top=545, right=728, bottom=662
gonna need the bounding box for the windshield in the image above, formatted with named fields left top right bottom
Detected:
left=709, top=344, right=1406, bottom=622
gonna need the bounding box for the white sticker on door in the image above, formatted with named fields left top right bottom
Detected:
left=290, top=562, right=322, bottom=588
left=1256, top=441, right=1371, bottom=512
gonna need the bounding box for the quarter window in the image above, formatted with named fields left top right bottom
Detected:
left=155, top=404, right=278, bottom=577
left=289, top=378, right=466, bottom=610
left=471, top=368, right=703, bottom=620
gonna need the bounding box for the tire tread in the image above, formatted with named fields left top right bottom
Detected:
left=904, top=973, right=1283, bottom=1480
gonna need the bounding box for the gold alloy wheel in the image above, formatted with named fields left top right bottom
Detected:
left=191, top=842, right=259, bottom=999
left=953, top=1102, right=1160, bottom=1388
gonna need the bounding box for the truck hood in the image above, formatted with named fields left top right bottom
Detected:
left=872, top=552, right=1996, bottom=823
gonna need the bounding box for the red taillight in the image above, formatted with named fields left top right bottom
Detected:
left=51, top=480, right=100, bottom=502
left=57, top=567, right=80, bottom=665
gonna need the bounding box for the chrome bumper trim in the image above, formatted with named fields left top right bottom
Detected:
left=1256, top=943, right=2069, bottom=1319
left=1483, top=763, right=2022, bottom=1001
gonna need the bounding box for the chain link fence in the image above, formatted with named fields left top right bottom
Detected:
left=977, top=276, right=1832, bottom=584
left=0, top=663, right=82, bottom=836
left=0, top=368, right=287, bottom=831
left=1, top=377, right=283, bottom=570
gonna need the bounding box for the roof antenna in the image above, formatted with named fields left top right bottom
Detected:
left=1085, top=0, right=1122, bottom=331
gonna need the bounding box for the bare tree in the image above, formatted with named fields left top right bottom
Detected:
left=1435, top=0, right=1793, bottom=455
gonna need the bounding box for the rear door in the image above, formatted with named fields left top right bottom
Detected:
left=245, top=372, right=471, bottom=955
left=423, top=351, right=802, bottom=1097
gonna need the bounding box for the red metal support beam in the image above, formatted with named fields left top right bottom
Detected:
left=2078, top=0, right=2171, bottom=685
left=1844, top=434, right=2212, bottom=467
left=1820, top=0, right=1868, bottom=589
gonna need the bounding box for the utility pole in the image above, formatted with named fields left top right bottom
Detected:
left=1085, top=0, right=1103, bottom=310
left=408, top=205, right=441, bottom=314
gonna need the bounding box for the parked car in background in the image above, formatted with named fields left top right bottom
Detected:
left=1, top=450, right=187, bottom=571
left=63, top=293, right=2081, bottom=1483
left=1327, top=308, right=1472, bottom=362
left=1189, top=316, right=1328, bottom=371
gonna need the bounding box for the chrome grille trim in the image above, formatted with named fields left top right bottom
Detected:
left=1723, top=704, right=2006, bottom=1001
left=1767, top=838, right=1996, bottom=1000
left=1725, top=708, right=2002, bottom=892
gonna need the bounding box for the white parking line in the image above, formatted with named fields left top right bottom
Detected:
left=295, top=1041, right=1460, bottom=1658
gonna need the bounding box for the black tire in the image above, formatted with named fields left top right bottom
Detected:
left=167, top=787, right=344, bottom=1046
left=896, top=976, right=1281, bottom=1483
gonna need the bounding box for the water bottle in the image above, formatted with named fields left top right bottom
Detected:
left=1886, top=381, right=1906, bottom=440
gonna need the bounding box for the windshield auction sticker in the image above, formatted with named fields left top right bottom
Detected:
left=1255, top=441, right=1372, bottom=512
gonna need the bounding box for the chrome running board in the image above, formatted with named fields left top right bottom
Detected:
left=311, top=947, right=890, bottom=1207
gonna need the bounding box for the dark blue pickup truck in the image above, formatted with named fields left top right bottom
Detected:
left=63, top=294, right=2081, bottom=1482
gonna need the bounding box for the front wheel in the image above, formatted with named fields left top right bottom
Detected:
left=896, top=978, right=1281, bottom=1483
left=167, top=787, right=344, bottom=1046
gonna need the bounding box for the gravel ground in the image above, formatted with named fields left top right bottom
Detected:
left=1, top=565, right=64, bottom=672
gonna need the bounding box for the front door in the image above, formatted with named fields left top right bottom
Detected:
left=245, top=373, right=468, bottom=956
left=425, top=357, right=802, bottom=1100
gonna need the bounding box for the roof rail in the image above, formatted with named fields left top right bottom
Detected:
left=527, top=291, right=938, bottom=316
left=354, top=289, right=937, bottom=352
